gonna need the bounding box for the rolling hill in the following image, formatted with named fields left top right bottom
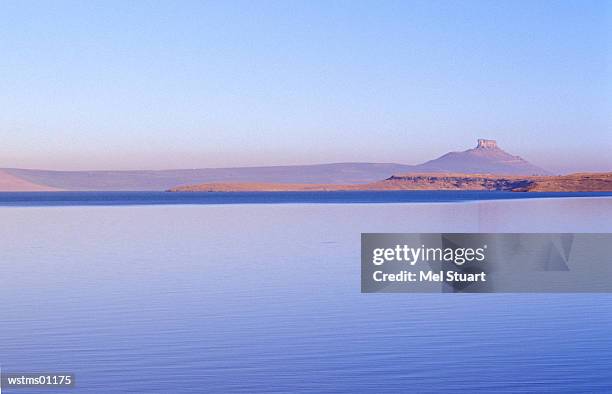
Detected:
left=0, top=139, right=550, bottom=191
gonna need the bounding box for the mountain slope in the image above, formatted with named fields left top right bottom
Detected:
left=0, top=169, right=60, bottom=191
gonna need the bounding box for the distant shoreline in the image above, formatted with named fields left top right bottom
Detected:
left=168, top=172, right=612, bottom=193
left=3, top=140, right=608, bottom=192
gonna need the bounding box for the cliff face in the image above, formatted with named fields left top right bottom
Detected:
left=477, top=139, right=498, bottom=149
left=379, top=174, right=534, bottom=191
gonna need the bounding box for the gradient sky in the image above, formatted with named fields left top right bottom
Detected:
left=1, top=0, right=610, bottom=173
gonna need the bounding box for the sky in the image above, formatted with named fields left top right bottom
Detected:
left=0, top=0, right=610, bottom=173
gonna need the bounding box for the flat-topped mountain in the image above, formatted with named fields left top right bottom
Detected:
left=0, top=139, right=550, bottom=191
left=411, top=139, right=550, bottom=175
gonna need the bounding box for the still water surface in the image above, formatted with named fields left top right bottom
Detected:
left=1, top=190, right=612, bottom=206
left=1, top=197, right=612, bottom=392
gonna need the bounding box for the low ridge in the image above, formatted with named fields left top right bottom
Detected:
left=169, top=172, right=612, bottom=193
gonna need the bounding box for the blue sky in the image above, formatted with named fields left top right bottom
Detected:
left=0, top=0, right=610, bottom=172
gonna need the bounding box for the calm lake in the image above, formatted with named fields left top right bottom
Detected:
left=1, top=195, right=612, bottom=392
left=1, top=190, right=612, bottom=206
